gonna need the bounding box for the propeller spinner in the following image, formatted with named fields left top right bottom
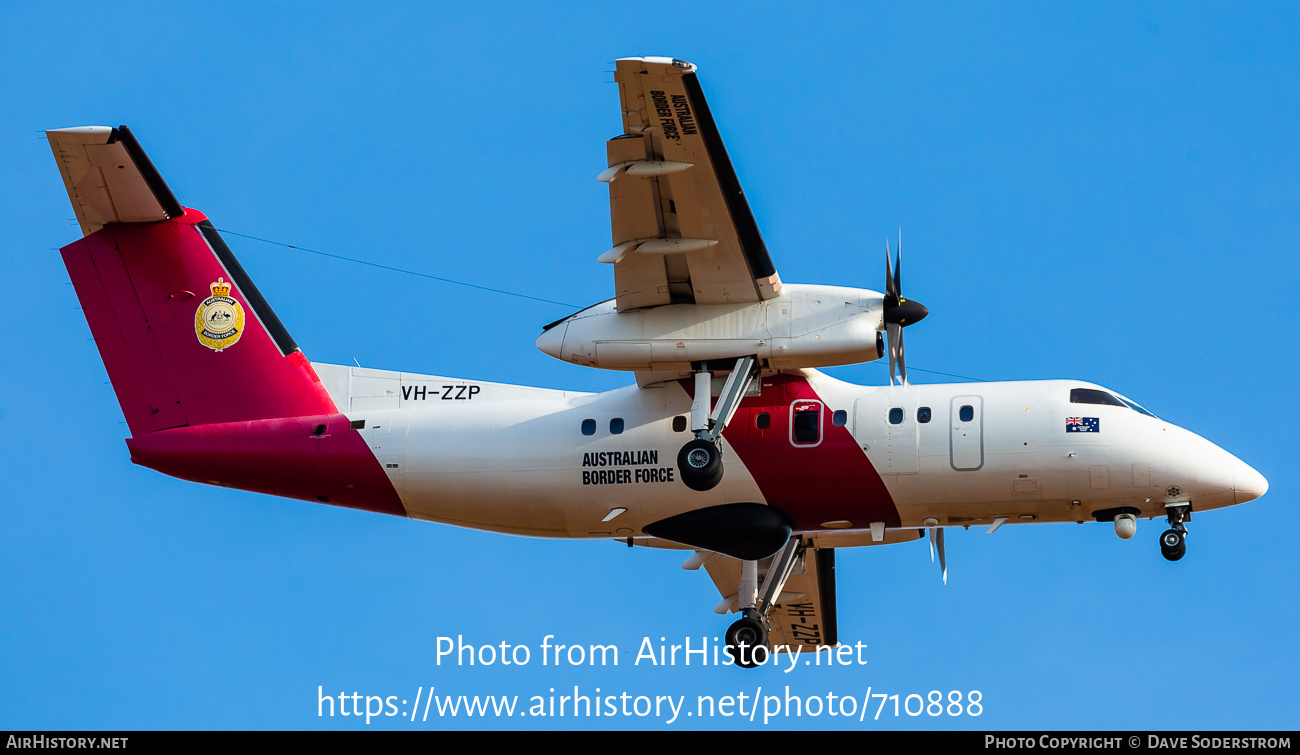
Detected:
left=883, top=232, right=929, bottom=385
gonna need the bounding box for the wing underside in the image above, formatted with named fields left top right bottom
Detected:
left=604, top=57, right=782, bottom=311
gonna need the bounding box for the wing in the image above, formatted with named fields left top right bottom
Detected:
left=703, top=540, right=839, bottom=652
left=602, top=57, right=782, bottom=311
left=47, top=126, right=184, bottom=237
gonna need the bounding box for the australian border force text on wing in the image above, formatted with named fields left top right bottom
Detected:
left=650, top=90, right=698, bottom=141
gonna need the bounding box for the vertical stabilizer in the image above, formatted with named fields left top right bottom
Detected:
left=60, top=212, right=339, bottom=435
left=50, top=126, right=405, bottom=516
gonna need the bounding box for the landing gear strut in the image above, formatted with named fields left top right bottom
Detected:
left=677, top=355, right=759, bottom=492
left=1160, top=504, right=1191, bottom=562
left=725, top=538, right=804, bottom=668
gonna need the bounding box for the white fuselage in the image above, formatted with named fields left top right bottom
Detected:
left=314, top=364, right=1266, bottom=543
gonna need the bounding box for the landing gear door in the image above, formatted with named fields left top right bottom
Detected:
left=950, top=395, right=984, bottom=471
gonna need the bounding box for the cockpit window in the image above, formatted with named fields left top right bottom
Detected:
left=1070, top=388, right=1127, bottom=408
left=1070, top=388, right=1157, bottom=418
left=1115, top=394, right=1157, bottom=418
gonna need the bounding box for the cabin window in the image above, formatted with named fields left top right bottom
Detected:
left=791, top=401, right=823, bottom=445
left=917, top=407, right=932, bottom=423
left=959, top=405, right=974, bottom=422
left=672, top=415, right=687, bottom=432
left=1070, top=388, right=1126, bottom=408
left=756, top=412, right=771, bottom=430
left=581, top=419, right=596, bottom=436
left=832, top=409, right=847, bottom=427
left=610, top=418, right=624, bottom=434
left=888, top=408, right=904, bottom=425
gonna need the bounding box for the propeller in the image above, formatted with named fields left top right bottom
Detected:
left=927, top=525, right=948, bottom=585
left=883, top=230, right=929, bottom=386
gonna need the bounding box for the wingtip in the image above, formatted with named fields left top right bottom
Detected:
left=46, top=125, right=114, bottom=136
left=621, top=56, right=697, bottom=72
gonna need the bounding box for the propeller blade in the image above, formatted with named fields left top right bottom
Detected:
left=884, top=241, right=897, bottom=303
left=897, top=325, right=907, bottom=386
left=882, top=228, right=924, bottom=387
left=894, top=229, right=902, bottom=298
left=928, top=526, right=936, bottom=562
left=936, top=526, right=947, bottom=584
left=886, top=322, right=901, bottom=386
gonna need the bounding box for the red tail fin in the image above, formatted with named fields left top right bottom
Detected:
left=61, top=212, right=338, bottom=436
left=51, top=126, right=403, bottom=516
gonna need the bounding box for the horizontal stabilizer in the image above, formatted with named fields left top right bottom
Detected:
left=48, top=125, right=183, bottom=236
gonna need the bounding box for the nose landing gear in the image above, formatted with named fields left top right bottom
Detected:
left=1160, top=529, right=1185, bottom=561
left=1160, top=504, right=1191, bottom=562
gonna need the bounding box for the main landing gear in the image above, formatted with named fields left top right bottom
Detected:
left=677, top=355, right=759, bottom=492
left=1160, top=504, right=1191, bottom=562
left=726, top=537, right=803, bottom=668
left=726, top=611, right=767, bottom=669
left=677, top=439, right=723, bottom=491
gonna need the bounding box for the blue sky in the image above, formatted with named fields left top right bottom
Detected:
left=2, top=2, right=1297, bottom=730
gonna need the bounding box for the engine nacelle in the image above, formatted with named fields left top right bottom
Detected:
left=536, top=284, right=885, bottom=372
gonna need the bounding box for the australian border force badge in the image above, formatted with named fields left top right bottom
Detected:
left=195, top=277, right=245, bottom=352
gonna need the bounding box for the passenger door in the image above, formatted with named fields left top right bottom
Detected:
left=950, top=395, right=984, bottom=471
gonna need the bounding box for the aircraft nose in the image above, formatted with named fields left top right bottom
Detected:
left=1234, top=460, right=1269, bottom=504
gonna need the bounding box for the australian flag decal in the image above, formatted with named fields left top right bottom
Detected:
left=1066, top=417, right=1100, bottom=433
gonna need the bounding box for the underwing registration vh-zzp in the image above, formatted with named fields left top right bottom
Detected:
left=47, top=56, right=1266, bottom=668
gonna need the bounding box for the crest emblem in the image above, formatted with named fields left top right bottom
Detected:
left=195, top=277, right=245, bottom=351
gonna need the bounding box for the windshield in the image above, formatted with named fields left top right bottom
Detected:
left=1114, top=393, right=1157, bottom=418
left=1070, top=388, right=1158, bottom=418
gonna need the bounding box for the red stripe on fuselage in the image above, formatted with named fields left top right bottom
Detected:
left=686, top=373, right=900, bottom=531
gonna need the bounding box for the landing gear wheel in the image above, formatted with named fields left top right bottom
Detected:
left=1160, top=528, right=1186, bottom=562
left=677, top=439, right=723, bottom=492
left=726, top=616, right=768, bottom=669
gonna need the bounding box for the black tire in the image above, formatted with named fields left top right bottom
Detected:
left=677, top=439, right=724, bottom=492
left=1160, top=529, right=1186, bottom=562
left=726, top=617, right=768, bottom=669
